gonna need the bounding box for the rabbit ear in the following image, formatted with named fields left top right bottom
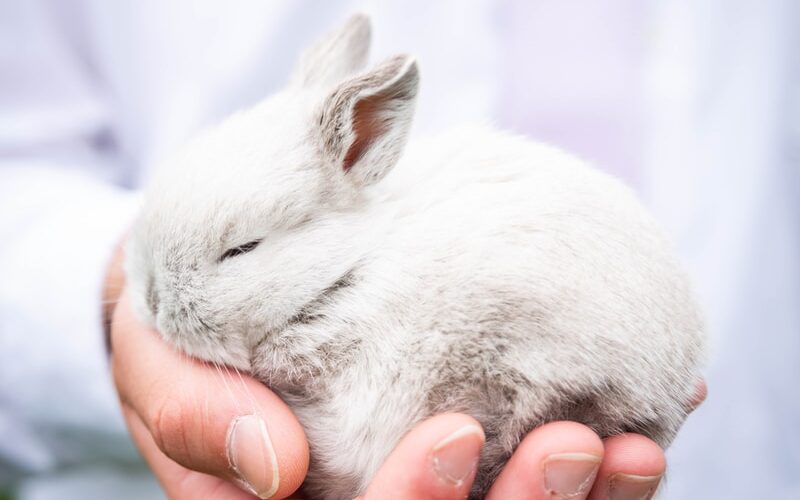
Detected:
left=291, top=14, right=371, bottom=88
left=317, top=55, right=419, bottom=187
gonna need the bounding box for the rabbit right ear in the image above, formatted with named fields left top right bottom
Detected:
left=291, top=14, right=372, bottom=89
left=316, top=55, right=419, bottom=188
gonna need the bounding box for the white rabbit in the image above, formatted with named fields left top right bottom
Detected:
left=126, top=14, right=705, bottom=499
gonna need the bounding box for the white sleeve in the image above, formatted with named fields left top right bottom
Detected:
left=0, top=1, right=141, bottom=475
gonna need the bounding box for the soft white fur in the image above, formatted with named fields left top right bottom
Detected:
left=126, top=15, right=705, bottom=499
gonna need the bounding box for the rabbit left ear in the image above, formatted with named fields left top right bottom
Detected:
left=316, top=55, right=420, bottom=187
left=291, top=14, right=371, bottom=89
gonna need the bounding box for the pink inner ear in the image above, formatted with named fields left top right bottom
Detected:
left=343, top=93, right=388, bottom=172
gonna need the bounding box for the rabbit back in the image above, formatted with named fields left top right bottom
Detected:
left=251, top=127, right=704, bottom=499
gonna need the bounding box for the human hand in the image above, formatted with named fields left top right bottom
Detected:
left=360, top=381, right=706, bottom=500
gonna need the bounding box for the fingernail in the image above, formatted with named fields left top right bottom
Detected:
left=609, top=473, right=662, bottom=500
left=543, top=452, right=601, bottom=498
left=431, top=424, right=485, bottom=487
left=227, top=414, right=279, bottom=499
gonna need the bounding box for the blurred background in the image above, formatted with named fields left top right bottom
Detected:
left=1, top=1, right=798, bottom=498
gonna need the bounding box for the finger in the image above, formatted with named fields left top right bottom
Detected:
left=362, top=413, right=485, bottom=500
left=587, top=433, right=665, bottom=500
left=111, top=290, right=308, bottom=499
left=486, top=421, right=604, bottom=500
left=686, top=378, right=708, bottom=412
left=123, top=403, right=258, bottom=499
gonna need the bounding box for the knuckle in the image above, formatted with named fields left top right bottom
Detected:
left=148, top=395, right=192, bottom=461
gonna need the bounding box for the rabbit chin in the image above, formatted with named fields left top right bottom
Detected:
left=160, top=324, right=253, bottom=372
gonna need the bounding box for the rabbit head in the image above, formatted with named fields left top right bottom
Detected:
left=126, top=15, right=419, bottom=369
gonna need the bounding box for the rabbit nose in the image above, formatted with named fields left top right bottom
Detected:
left=146, top=279, right=159, bottom=315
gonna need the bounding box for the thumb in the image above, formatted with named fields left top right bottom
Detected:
left=111, top=290, right=308, bottom=498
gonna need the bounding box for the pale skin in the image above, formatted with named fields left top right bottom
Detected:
left=106, top=243, right=706, bottom=499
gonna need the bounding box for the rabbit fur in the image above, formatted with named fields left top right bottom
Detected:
left=126, top=14, right=705, bottom=499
